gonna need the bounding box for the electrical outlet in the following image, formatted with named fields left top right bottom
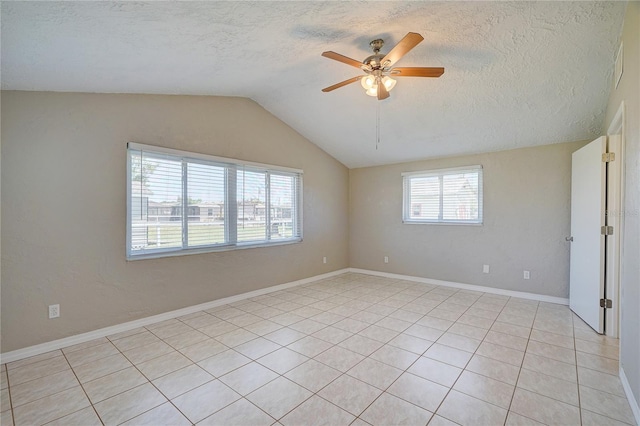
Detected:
left=384, top=256, right=389, bottom=264
left=49, top=304, right=60, bottom=319
left=323, top=256, right=327, bottom=264
left=483, top=265, right=490, bottom=273
left=524, top=270, right=530, bottom=280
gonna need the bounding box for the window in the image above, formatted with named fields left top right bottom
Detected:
left=402, top=165, right=483, bottom=224
left=127, top=143, right=302, bottom=259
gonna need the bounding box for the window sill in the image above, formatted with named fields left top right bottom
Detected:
left=127, top=238, right=303, bottom=261
left=402, top=220, right=483, bottom=226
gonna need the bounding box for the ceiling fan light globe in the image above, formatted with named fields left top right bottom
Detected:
left=361, top=75, right=375, bottom=89
left=382, top=76, right=396, bottom=91
left=365, top=87, right=378, bottom=97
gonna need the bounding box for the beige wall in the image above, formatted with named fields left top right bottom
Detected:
left=349, top=141, right=586, bottom=299
left=604, top=1, right=640, bottom=411
left=0, top=91, right=349, bottom=352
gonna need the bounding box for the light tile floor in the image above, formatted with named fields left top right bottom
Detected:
left=1, top=273, right=636, bottom=426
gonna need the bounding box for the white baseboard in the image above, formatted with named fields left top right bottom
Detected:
left=349, top=268, right=570, bottom=305
left=620, top=366, right=640, bottom=425
left=0, top=268, right=349, bottom=364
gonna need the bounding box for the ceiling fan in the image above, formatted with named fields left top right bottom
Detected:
left=321, top=32, right=444, bottom=100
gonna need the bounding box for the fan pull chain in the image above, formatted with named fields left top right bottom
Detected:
left=376, top=102, right=380, bottom=150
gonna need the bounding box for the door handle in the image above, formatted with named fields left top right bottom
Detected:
left=566, top=236, right=574, bottom=242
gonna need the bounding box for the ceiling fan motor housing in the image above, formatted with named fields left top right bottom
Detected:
left=364, top=39, right=389, bottom=71
left=363, top=54, right=385, bottom=71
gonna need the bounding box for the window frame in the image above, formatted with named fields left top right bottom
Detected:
left=402, top=165, right=483, bottom=225
left=126, top=142, right=303, bottom=260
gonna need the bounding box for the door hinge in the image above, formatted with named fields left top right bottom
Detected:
left=600, top=298, right=613, bottom=308
left=602, top=152, right=615, bottom=162
left=601, top=225, right=614, bottom=235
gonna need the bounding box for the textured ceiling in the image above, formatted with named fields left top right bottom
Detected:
left=1, top=1, right=625, bottom=168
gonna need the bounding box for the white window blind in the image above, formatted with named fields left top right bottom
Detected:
left=187, top=161, right=226, bottom=247
left=127, top=143, right=302, bottom=259
left=403, top=165, right=483, bottom=224
left=237, top=168, right=267, bottom=243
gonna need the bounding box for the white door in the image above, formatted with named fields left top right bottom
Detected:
left=569, top=136, right=606, bottom=333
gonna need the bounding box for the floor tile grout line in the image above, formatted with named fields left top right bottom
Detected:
left=4, top=350, right=65, bottom=373
left=573, top=313, right=584, bottom=426
left=573, top=372, right=630, bottom=398
left=503, top=296, right=538, bottom=426
left=200, top=396, right=277, bottom=425
left=276, top=377, right=356, bottom=423
left=59, top=337, right=112, bottom=356
left=106, top=326, right=148, bottom=343
left=4, top=360, right=14, bottom=423
left=52, top=350, right=105, bottom=426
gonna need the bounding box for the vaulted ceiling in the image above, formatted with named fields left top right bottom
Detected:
left=1, top=1, right=626, bottom=168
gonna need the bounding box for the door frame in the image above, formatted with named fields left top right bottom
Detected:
left=605, top=101, right=625, bottom=338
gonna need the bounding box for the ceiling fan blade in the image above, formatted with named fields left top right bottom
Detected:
left=390, top=67, right=445, bottom=77
left=321, top=51, right=363, bottom=69
left=377, top=78, right=390, bottom=100
left=381, top=32, right=424, bottom=67
left=322, top=76, right=362, bottom=92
